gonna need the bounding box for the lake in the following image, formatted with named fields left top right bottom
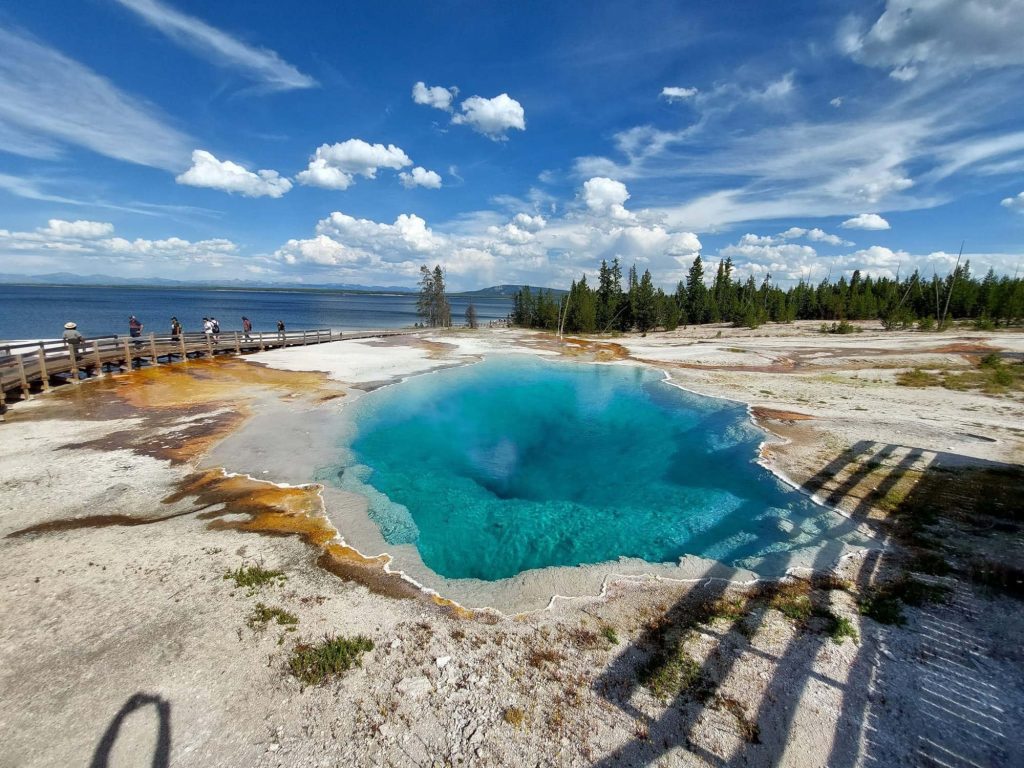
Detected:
left=0, top=284, right=512, bottom=341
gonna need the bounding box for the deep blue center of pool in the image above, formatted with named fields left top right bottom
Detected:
left=333, top=356, right=848, bottom=581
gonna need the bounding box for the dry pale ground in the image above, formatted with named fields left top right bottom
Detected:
left=1, top=321, right=1022, bottom=768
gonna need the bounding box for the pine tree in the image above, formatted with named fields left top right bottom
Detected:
left=417, top=264, right=451, bottom=327
left=686, top=255, right=708, bottom=324
left=634, top=270, right=657, bottom=332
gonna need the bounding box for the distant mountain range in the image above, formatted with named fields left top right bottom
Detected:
left=0, top=273, right=567, bottom=298
left=455, top=284, right=568, bottom=298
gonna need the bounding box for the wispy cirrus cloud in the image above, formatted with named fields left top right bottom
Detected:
left=111, top=0, right=316, bottom=91
left=0, top=27, right=192, bottom=170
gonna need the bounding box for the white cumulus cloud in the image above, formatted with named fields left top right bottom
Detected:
left=452, top=94, right=526, bottom=140
left=38, top=219, right=114, bottom=239
left=805, top=227, right=852, bottom=245
left=661, top=86, right=698, bottom=102
left=841, top=213, right=891, bottom=230
left=412, top=81, right=457, bottom=111
left=513, top=213, right=547, bottom=231
left=296, top=139, right=412, bottom=190
left=176, top=150, right=292, bottom=197
left=274, top=235, right=366, bottom=266
left=1000, top=191, right=1024, bottom=213
left=581, top=177, right=632, bottom=220
left=399, top=167, right=443, bottom=189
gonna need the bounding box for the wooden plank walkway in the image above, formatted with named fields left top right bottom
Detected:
left=0, top=328, right=411, bottom=421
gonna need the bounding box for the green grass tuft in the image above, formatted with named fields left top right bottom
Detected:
left=640, top=645, right=715, bottom=702
left=247, top=603, right=298, bottom=631
left=769, top=587, right=813, bottom=622
left=288, top=634, right=374, bottom=686
left=827, top=614, right=859, bottom=644
left=224, top=565, right=286, bottom=592
left=896, top=368, right=941, bottom=387
left=600, top=624, right=619, bottom=645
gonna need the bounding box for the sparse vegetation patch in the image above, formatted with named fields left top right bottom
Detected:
left=858, top=578, right=950, bottom=626
left=224, top=564, right=286, bottom=593
left=640, top=644, right=715, bottom=702
left=247, top=603, right=298, bottom=631
left=288, top=634, right=374, bottom=686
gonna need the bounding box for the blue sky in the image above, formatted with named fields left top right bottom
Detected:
left=1, top=0, right=1023, bottom=290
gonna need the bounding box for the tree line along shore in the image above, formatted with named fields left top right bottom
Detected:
left=499, top=256, right=1024, bottom=334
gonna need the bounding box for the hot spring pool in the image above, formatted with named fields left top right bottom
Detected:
left=328, top=356, right=856, bottom=581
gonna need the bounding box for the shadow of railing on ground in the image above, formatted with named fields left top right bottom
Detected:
left=590, top=442, right=1021, bottom=767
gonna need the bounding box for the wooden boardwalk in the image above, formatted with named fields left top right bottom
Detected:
left=0, top=328, right=411, bottom=421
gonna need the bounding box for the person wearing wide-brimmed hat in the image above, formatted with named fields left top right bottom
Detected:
left=63, top=322, right=84, bottom=360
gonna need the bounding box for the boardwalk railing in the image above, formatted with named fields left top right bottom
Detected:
left=0, top=327, right=409, bottom=420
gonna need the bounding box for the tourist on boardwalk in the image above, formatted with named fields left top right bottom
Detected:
left=128, top=315, right=143, bottom=346
left=62, top=322, right=84, bottom=360
left=241, top=316, right=253, bottom=341
left=170, top=317, right=182, bottom=341
left=276, top=319, right=285, bottom=341
left=210, top=316, right=221, bottom=344
left=203, top=317, right=214, bottom=342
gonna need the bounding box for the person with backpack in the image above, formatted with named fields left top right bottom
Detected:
left=209, top=317, right=221, bottom=344
left=170, top=317, right=182, bottom=341
left=276, top=319, right=285, bottom=341
left=241, top=316, right=253, bottom=341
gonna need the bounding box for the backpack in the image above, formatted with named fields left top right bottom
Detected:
left=211, top=320, right=220, bottom=333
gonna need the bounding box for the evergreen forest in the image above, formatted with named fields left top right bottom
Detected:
left=510, top=256, right=1024, bottom=334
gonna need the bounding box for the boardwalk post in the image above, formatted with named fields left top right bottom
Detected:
left=179, top=333, right=187, bottom=361
left=258, top=332, right=264, bottom=351
left=302, top=331, right=308, bottom=346
left=0, top=376, right=6, bottom=422
left=205, top=333, right=213, bottom=357
left=15, top=354, right=30, bottom=399
left=233, top=331, right=241, bottom=354
left=93, top=340, right=104, bottom=377
left=315, top=330, right=321, bottom=344
left=37, top=344, right=51, bottom=391
left=123, top=338, right=133, bottom=371
left=149, top=333, right=159, bottom=364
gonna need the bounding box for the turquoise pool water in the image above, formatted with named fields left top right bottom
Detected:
left=332, top=356, right=852, bottom=581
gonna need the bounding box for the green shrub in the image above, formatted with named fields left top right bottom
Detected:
left=821, top=320, right=861, bottom=335
left=973, top=316, right=997, bottom=331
